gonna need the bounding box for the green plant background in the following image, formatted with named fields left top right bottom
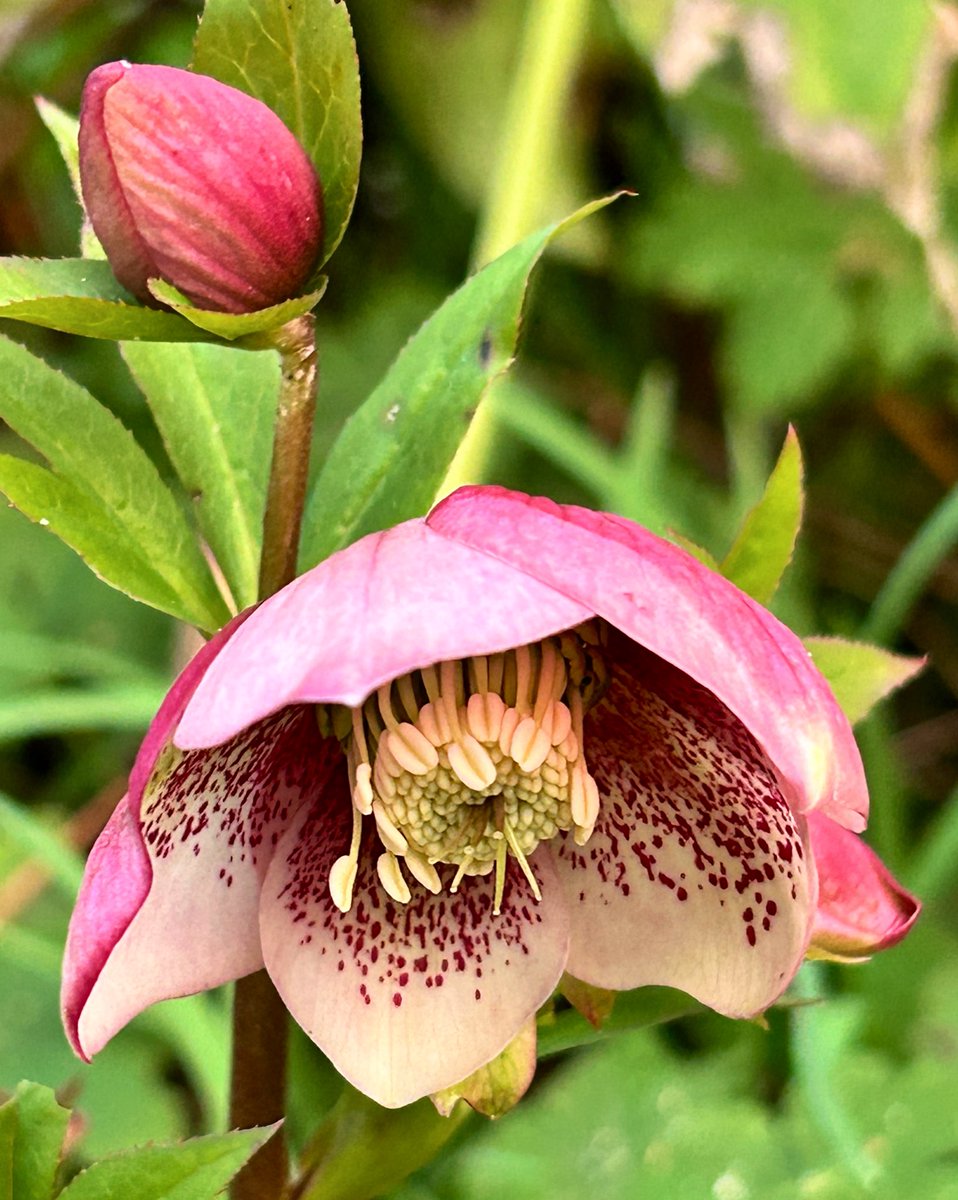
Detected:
left=1, top=0, right=956, bottom=1195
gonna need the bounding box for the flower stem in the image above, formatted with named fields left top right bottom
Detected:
left=439, top=0, right=589, bottom=494
left=230, top=313, right=319, bottom=1200
left=258, top=314, right=319, bottom=599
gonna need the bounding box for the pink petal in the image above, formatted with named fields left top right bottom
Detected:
left=61, top=797, right=151, bottom=1058
left=808, top=811, right=919, bottom=958
left=70, top=707, right=330, bottom=1059
left=552, top=642, right=814, bottom=1016
left=259, top=764, right=571, bottom=1108
left=63, top=612, right=252, bottom=1058
left=428, top=487, right=867, bottom=832
left=176, top=519, right=592, bottom=750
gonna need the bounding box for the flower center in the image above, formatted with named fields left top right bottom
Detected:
left=321, top=623, right=608, bottom=915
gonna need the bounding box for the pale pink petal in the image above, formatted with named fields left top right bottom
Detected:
left=808, top=811, right=919, bottom=958
left=428, top=486, right=867, bottom=832
left=553, top=641, right=815, bottom=1016
left=259, top=764, right=571, bottom=1108
left=72, top=707, right=331, bottom=1058
left=176, top=519, right=592, bottom=750
left=61, top=797, right=151, bottom=1057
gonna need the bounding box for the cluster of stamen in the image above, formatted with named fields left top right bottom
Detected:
left=320, top=623, right=608, bottom=916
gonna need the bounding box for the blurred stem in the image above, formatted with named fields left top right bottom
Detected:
left=230, top=314, right=318, bottom=1200
left=910, top=780, right=958, bottom=899
left=440, top=0, right=589, bottom=494
left=861, top=480, right=958, bottom=644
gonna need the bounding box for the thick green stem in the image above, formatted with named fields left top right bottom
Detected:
left=230, top=314, right=318, bottom=1200
left=439, top=0, right=589, bottom=495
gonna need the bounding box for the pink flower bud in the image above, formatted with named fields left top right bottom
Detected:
left=79, top=62, right=323, bottom=314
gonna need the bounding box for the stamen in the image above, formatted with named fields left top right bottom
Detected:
left=352, top=761, right=374, bottom=815
left=386, top=723, right=439, bottom=775
left=514, top=644, right=533, bottom=713
left=396, top=673, right=421, bottom=723
left=447, top=734, right=498, bottom=791
left=502, top=820, right=542, bottom=901
left=377, top=683, right=399, bottom=732
left=373, top=800, right=409, bottom=855
left=404, top=851, right=442, bottom=894
left=449, top=856, right=475, bottom=894
left=377, top=852, right=411, bottom=904
left=328, top=804, right=364, bottom=912
left=493, top=834, right=508, bottom=915
left=510, top=715, right=551, bottom=773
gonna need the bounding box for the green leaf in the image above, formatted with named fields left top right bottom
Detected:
left=58, top=1125, right=280, bottom=1200
left=193, top=0, right=362, bottom=267
left=802, top=637, right=924, bottom=726
left=720, top=428, right=804, bottom=605
left=0, top=1082, right=70, bottom=1200
left=0, top=339, right=229, bottom=630
left=147, top=279, right=327, bottom=342
left=536, top=987, right=700, bottom=1059
left=123, top=341, right=279, bottom=610
left=0, top=790, right=85, bottom=893
left=0, top=260, right=210, bottom=342
left=301, top=196, right=616, bottom=566
left=34, top=99, right=104, bottom=260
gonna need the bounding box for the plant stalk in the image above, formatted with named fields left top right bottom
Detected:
left=230, top=313, right=319, bottom=1200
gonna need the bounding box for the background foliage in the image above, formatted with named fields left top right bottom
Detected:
left=1, top=0, right=956, bottom=1195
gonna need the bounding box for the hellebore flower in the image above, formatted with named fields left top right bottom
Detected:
left=79, top=62, right=323, bottom=313
left=62, top=487, right=919, bottom=1107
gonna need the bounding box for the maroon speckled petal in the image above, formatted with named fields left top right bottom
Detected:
left=72, top=707, right=333, bottom=1059
left=808, top=811, right=919, bottom=958
left=428, top=486, right=867, bottom=832
left=260, top=762, right=570, bottom=1108
left=555, top=642, right=814, bottom=1016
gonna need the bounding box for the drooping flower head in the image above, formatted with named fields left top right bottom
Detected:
left=79, top=62, right=323, bottom=313
left=62, top=487, right=918, bottom=1107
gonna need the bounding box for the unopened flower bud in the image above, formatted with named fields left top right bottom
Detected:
left=79, top=61, right=323, bottom=314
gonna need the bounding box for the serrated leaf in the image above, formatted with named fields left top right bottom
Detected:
left=0, top=1082, right=70, bottom=1200
left=147, top=279, right=327, bottom=342
left=0, top=259, right=210, bottom=342
left=57, top=1125, right=279, bottom=1200
left=667, top=531, right=720, bottom=571
left=34, top=98, right=104, bottom=259
left=301, top=196, right=616, bottom=566
left=802, top=637, right=924, bottom=726
left=721, top=428, right=804, bottom=604
left=123, top=341, right=279, bottom=610
left=193, top=0, right=362, bottom=267
left=0, top=338, right=229, bottom=630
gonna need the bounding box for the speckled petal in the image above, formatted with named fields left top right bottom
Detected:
left=176, top=519, right=591, bottom=750
left=554, top=643, right=815, bottom=1016
left=808, top=811, right=919, bottom=959
left=259, top=761, right=571, bottom=1108
left=427, top=486, right=866, bottom=832
left=71, top=707, right=332, bottom=1059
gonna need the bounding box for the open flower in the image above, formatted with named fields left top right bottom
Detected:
left=62, top=487, right=918, bottom=1107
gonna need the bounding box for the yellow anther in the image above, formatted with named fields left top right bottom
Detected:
left=417, top=701, right=451, bottom=747
left=373, top=800, right=410, bottom=855
left=328, top=854, right=359, bottom=913
left=404, top=851, right=442, bottom=894
left=466, top=691, right=506, bottom=744
left=377, top=852, right=411, bottom=904
left=386, top=723, right=439, bottom=775
left=447, top=734, right=498, bottom=791
left=352, top=762, right=374, bottom=814
left=498, top=707, right=521, bottom=758
left=547, top=700, right=573, bottom=747
left=510, top=716, right=551, bottom=774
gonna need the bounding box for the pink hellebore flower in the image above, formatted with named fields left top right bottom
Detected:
left=62, top=487, right=918, bottom=1108
left=79, top=62, right=323, bottom=313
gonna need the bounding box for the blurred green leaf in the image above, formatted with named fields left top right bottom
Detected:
left=537, top=987, right=700, bottom=1059
left=0, top=681, right=166, bottom=741
left=720, top=428, right=803, bottom=604
left=57, top=1125, right=280, bottom=1200
left=301, top=197, right=615, bottom=565
left=193, top=0, right=362, bottom=266
left=802, top=637, right=924, bottom=725
left=33, top=99, right=103, bottom=260
left=0, top=260, right=206, bottom=342
left=0, top=630, right=156, bottom=687
left=0, top=1082, right=69, bottom=1200
left=0, top=338, right=229, bottom=630
left=123, top=341, right=279, bottom=611
left=146, top=280, right=327, bottom=342
left=0, top=790, right=84, bottom=893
